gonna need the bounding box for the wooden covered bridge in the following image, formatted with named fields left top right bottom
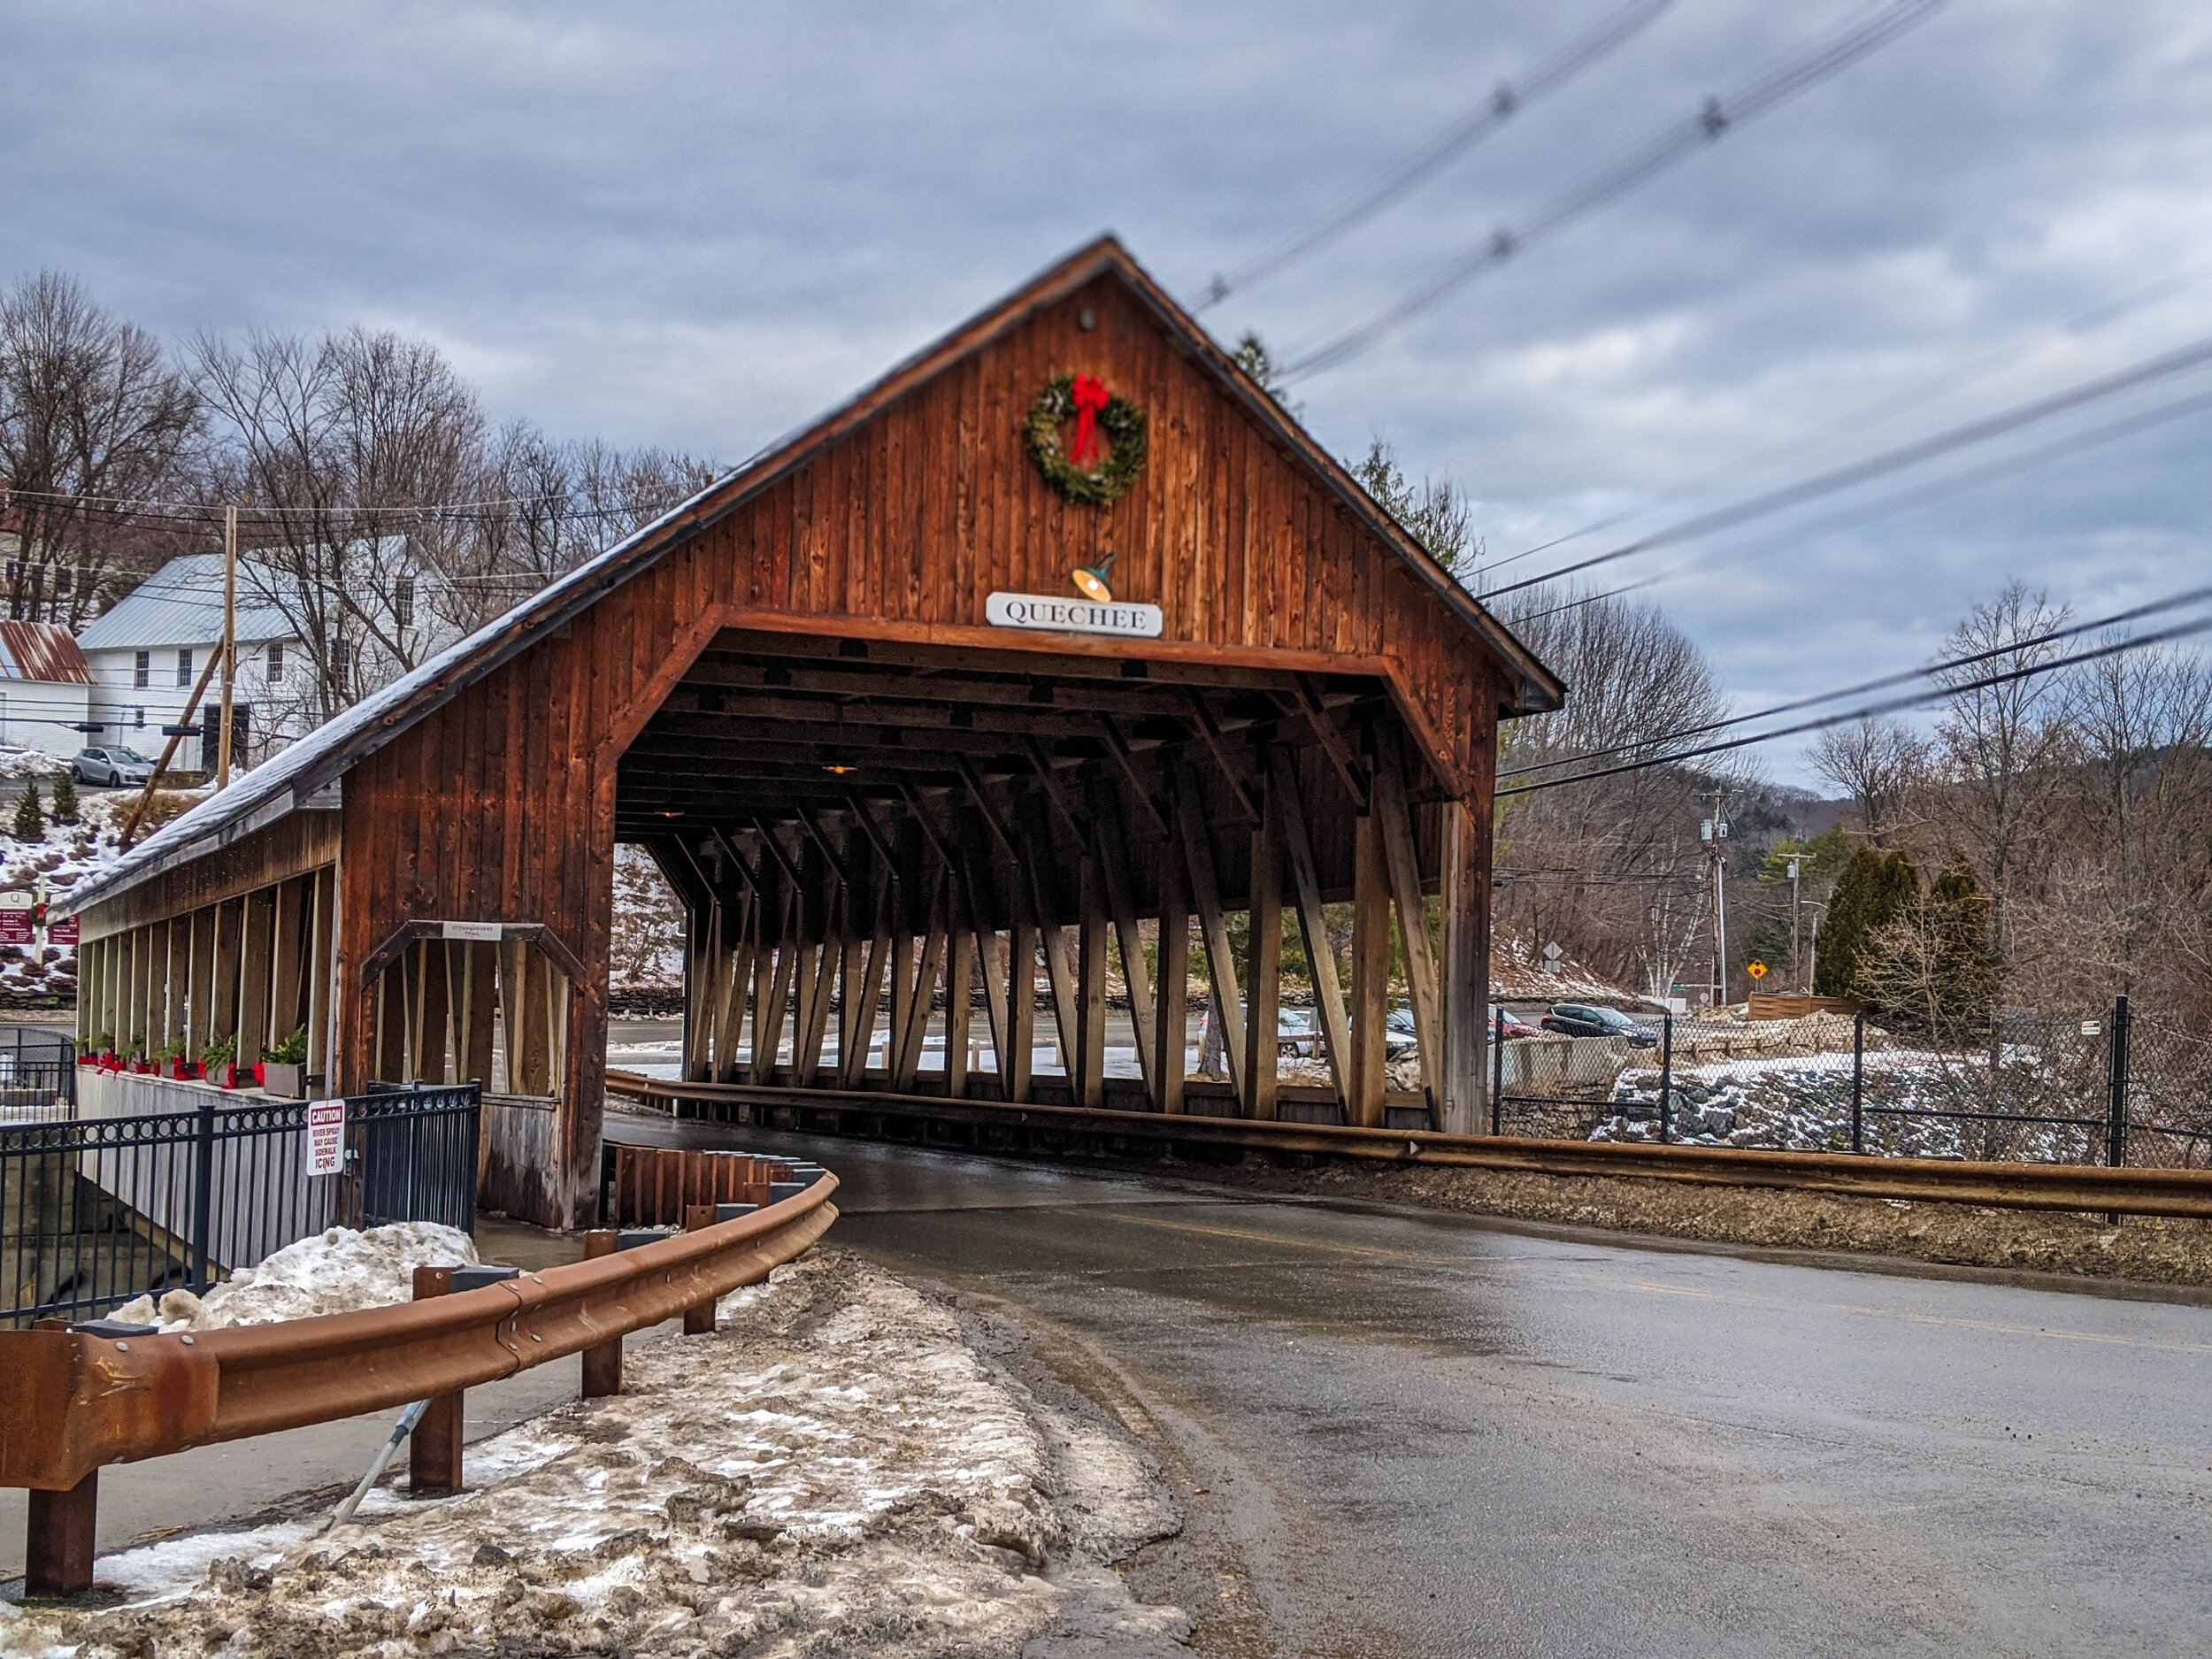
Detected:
left=63, top=239, right=1563, bottom=1229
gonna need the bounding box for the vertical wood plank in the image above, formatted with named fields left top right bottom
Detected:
left=1075, top=844, right=1107, bottom=1110
left=1349, top=810, right=1390, bottom=1128
left=1177, top=769, right=1246, bottom=1100
left=1155, top=845, right=1188, bottom=1115
left=1243, top=771, right=1282, bottom=1122
left=1374, top=749, right=1443, bottom=1113
left=1440, top=795, right=1487, bottom=1135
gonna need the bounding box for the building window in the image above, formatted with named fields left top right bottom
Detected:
left=266, top=641, right=285, bottom=685
left=134, top=650, right=150, bottom=689
left=134, top=707, right=146, bottom=728
left=176, top=648, right=193, bottom=687
left=54, top=567, right=72, bottom=596
left=394, top=576, right=416, bottom=631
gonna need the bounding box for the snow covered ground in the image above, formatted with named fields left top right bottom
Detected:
left=1589, top=1047, right=2108, bottom=1161
left=3, top=1251, right=1191, bottom=1658
left=109, top=1221, right=480, bottom=1332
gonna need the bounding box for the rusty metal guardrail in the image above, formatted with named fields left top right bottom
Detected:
left=3, top=1164, right=836, bottom=1599
left=606, top=1068, right=2212, bottom=1219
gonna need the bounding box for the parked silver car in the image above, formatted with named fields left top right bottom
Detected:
left=73, top=746, right=156, bottom=787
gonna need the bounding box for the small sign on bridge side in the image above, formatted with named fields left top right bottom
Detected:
left=306, top=1100, right=346, bottom=1178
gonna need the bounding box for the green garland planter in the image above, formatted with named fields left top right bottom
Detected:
left=1024, top=373, right=1148, bottom=505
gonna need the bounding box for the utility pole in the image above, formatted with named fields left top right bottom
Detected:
left=1788, top=856, right=1802, bottom=989
left=1699, top=792, right=1730, bottom=1008
left=218, top=504, right=237, bottom=788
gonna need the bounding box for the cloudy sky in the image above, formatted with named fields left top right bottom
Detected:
left=7, top=1, right=2211, bottom=785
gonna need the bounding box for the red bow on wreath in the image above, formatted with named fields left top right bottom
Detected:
left=1069, top=374, right=1110, bottom=467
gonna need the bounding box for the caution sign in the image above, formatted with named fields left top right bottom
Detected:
left=1747, top=960, right=1769, bottom=980
left=307, top=1100, right=346, bottom=1178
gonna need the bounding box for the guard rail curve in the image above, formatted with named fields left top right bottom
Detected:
left=604, top=1069, right=2212, bottom=1219
left=0, top=1171, right=838, bottom=1497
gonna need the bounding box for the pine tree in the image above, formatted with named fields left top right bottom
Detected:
left=1813, top=846, right=1876, bottom=996
left=1927, top=851, right=1999, bottom=1023
left=49, top=770, right=77, bottom=826
left=11, top=781, right=43, bottom=842
left=1813, top=845, right=1919, bottom=997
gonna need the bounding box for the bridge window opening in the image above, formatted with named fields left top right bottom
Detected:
left=370, top=937, right=568, bottom=1098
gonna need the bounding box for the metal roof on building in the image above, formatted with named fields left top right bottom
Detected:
left=0, top=622, right=92, bottom=685
left=74, top=554, right=298, bottom=652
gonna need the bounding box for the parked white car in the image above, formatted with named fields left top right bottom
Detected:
left=73, top=746, right=156, bottom=787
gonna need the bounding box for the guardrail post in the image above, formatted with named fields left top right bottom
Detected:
left=1490, top=1009, right=1504, bottom=1135
left=2108, top=994, right=2131, bottom=1170
left=190, top=1094, right=216, bottom=1288
left=25, top=1468, right=98, bottom=1600
left=1658, top=1013, right=1674, bottom=1143
left=683, top=1205, right=718, bottom=1335
left=410, top=1265, right=463, bottom=1496
left=1850, top=1010, right=1866, bottom=1155
left=580, top=1229, right=622, bottom=1396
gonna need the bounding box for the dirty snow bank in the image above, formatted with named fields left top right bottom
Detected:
left=109, top=1221, right=480, bottom=1332
left=6, top=1249, right=1190, bottom=1658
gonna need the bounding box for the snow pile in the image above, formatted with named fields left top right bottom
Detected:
left=6, top=1250, right=1190, bottom=1658
left=0, top=747, right=65, bottom=780
left=109, top=1221, right=480, bottom=1332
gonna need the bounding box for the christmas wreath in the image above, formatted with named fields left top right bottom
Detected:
left=1024, top=373, right=1148, bottom=505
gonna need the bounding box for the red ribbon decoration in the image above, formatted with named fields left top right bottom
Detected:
left=1069, top=374, right=1110, bottom=467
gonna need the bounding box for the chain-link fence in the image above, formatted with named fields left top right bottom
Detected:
left=1491, top=998, right=2212, bottom=1167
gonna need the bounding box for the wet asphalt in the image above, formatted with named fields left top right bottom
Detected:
left=615, top=1111, right=2212, bottom=1659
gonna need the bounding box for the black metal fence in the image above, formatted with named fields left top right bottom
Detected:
left=0, top=1029, right=77, bottom=1118
left=1491, top=996, right=2212, bottom=1168
left=0, top=1082, right=480, bottom=1329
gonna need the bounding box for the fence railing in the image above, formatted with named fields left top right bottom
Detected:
left=1491, top=995, right=2212, bottom=1168
left=0, top=1028, right=76, bottom=1119
left=0, top=1082, right=481, bottom=1329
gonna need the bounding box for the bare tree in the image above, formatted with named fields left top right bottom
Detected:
left=1809, top=716, right=1925, bottom=843
left=193, top=327, right=487, bottom=717
left=2007, top=638, right=2212, bottom=1012
left=1926, top=582, right=2070, bottom=980
left=0, top=273, right=200, bottom=625
left=1493, top=587, right=1743, bottom=996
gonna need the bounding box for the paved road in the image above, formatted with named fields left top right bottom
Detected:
left=618, top=1113, right=2212, bottom=1658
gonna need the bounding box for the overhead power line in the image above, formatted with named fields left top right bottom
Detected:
left=1477, top=329, right=2212, bottom=602
left=1494, top=381, right=2212, bottom=628
left=1477, top=260, right=2210, bottom=584
left=1499, top=578, right=2212, bottom=780
left=0, top=484, right=675, bottom=524
left=1495, top=608, right=2212, bottom=797
left=1279, top=0, right=1947, bottom=382
left=1200, top=0, right=1675, bottom=310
